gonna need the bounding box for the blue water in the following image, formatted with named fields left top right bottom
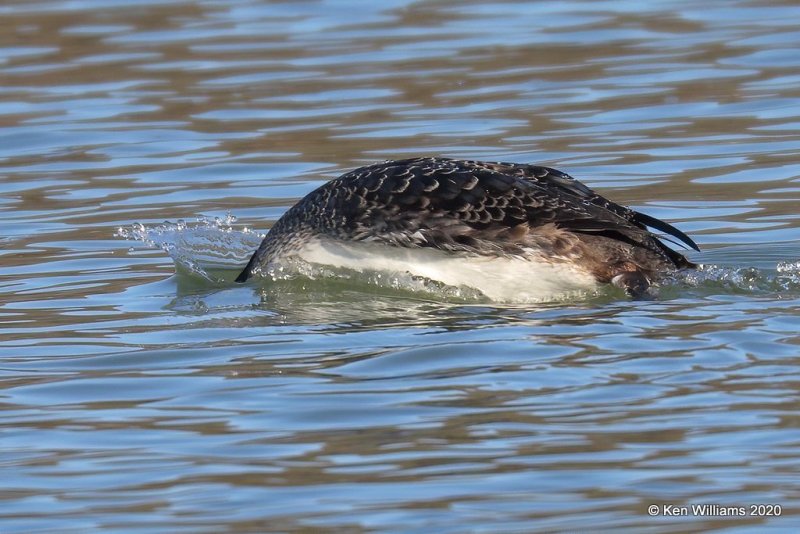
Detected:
left=2, top=0, right=800, bottom=532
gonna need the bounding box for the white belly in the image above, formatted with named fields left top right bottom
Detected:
left=285, top=237, right=598, bottom=303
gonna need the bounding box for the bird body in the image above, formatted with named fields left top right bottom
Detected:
left=236, top=157, right=697, bottom=300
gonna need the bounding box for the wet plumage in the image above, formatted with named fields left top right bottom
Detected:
left=236, top=157, right=698, bottom=298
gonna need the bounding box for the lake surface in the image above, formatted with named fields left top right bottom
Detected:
left=2, top=0, right=800, bottom=531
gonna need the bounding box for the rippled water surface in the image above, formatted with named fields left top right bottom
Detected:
left=2, top=0, right=800, bottom=531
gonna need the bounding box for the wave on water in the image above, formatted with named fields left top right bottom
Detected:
left=115, top=215, right=800, bottom=301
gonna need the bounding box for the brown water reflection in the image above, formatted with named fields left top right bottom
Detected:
left=2, top=0, right=800, bottom=532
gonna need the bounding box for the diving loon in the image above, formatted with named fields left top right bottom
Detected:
left=235, top=157, right=698, bottom=300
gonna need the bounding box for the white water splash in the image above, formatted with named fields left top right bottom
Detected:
left=672, top=261, right=800, bottom=295
left=115, top=213, right=264, bottom=283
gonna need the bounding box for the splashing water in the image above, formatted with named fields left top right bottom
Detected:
left=115, top=213, right=264, bottom=283
left=116, top=215, right=800, bottom=301
left=669, top=261, right=800, bottom=296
